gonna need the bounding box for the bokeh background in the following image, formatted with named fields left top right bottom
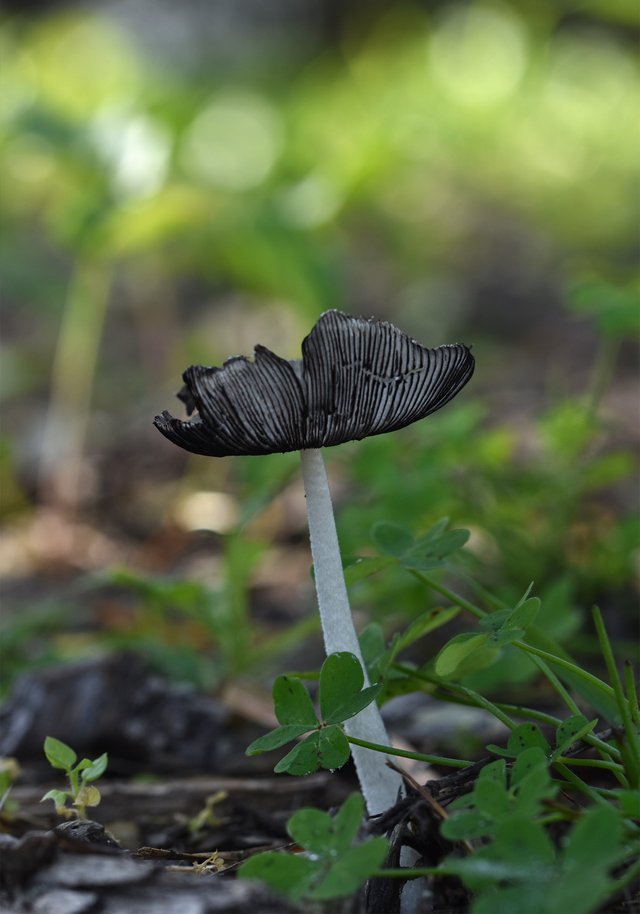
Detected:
left=1, top=0, right=638, bottom=700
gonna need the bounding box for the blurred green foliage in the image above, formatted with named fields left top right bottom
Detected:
left=2, top=3, right=638, bottom=337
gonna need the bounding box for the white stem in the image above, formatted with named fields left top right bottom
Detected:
left=300, top=447, right=403, bottom=815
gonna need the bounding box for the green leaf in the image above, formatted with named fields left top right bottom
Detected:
left=563, top=804, right=623, bottom=872
left=320, top=652, right=379, bottom=724
left=508, top=597, right=541, bottom=631
left=441, top=808, right=496, bottom=841
left=287, top=793, right=363, bottom=856
left=552, top=715, right=597, bottom=759
left=479, top=597, right=539, bottom=638
left=551, top=806, right=626, bottom=914
left=273, top=675, right=318, bottom=727
left=274, top=726, right=350, bottom=775
left=490, top=815, right=556, bottom=870
left=327, top=684, right=381, bottom=725
left=287, top=806, right=336, bottom=856
left=479, top=759, right=507, bottom=788
left=371, top=522, right=415, bottom=557
left=391, top=606, right=461, bottom=658
left=435, top=633, right=500, bottom=678
left=241, top=793, right=387, bottom=904
left=445, top=817, right=555, bottom=890
left=479, top=610, right=512, bottom=632
left=343, top=556, right=395, bottom=586
left=246, top=724, right=313, bottom=756
left=309, top=838, right=389, bottom=900
left=44, top=737, right=77, bottom=771
left=359, top=623, right=391, bottom=681
left=616, top=788, right=640, bottom=817
left=507, top=724, right=550, bottom=758
left=402, top=529, right=470, bottom=569
left=473, top=886, right=550, bottom=914
left=558, top=671, right=621, bottom=724
left=510, top=748, right=552, bottom=795
left=317, top=725, right=351, bottom=770
left=274, top=733, right=323, bottom=776
left=74, top=784, right=101, bottom=808
left=82, top=752, right=108, bottom=783
left=487, top=627, right=527, bottom=647
left=474, top=778, right=510, bottom=817
left=239, top=851, right=319, bottom=900
left=41, top=788, right=69, bottom=809
left=331, top=793, right=366, bottom=850
left=511, top=751, right=556, bottom=815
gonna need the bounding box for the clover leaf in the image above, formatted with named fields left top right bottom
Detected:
left=246, top=652, right=380, bottom=776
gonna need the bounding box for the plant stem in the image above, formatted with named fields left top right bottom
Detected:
left=410, top=570, right=486, bottom=620
left=300, top=448, right=402, bottom=814
left=392, top=662, right=515, bottom=729
left=553, top=761, right=611, bottom=807
left=525, top=655, right=582, bottom=716
left=373, top=867, right=441, bottom=879
left=412, top=571, right=620, bottom=710
left=393, top=663, right=622, bottom=763
left=555, top=756, right=627, bottom=776
left=592, top=607, right=640, bottom=786
left=39, top=262, right=111, bottom=508
left=347, top=735, right=471, bottom=769
left=624, top=661, right=640, bottom=730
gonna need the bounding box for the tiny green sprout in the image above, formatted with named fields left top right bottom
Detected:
left=41, top=736, right=108, bottom=820
left=187, top=790, right=228, bottom=836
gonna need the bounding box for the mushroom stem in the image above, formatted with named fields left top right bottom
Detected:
left=300, top=447, right=403, bottom=815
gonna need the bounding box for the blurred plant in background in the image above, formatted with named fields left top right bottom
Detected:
left=0, top=0, right=637, bottom=696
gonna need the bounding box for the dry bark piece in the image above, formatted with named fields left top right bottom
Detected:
left=2, top=831, right=295, bottom=914
left=0, top=832, right=57, bottom=892
left=0, top=653, right=228, bottom=774
left=54, top=820, right=119, bottom=849
left=31, top=888, right=97, bottom=914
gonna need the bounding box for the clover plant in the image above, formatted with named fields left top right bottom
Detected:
left=242, top=517, right=640, bottom=913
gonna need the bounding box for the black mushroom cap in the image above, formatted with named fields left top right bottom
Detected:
left=153, top=310, right=475, bottom=457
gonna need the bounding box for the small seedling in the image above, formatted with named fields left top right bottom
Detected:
left=41, top=736, right=108, bottom=820
left=239, top=793, right=388, bottom=902
left=186, top=790, right=228, bottom=836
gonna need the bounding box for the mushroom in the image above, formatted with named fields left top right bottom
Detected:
left=154, top=310, right=474, bottom=815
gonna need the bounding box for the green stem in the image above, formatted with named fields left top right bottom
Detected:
left=493, top=703, right=564, bottom=727
left=346, top=735, right=471, bottom=769
left=512, top=640, right=616, bottom=700
left=555, top=756, right=627, bottom=777
left=625, top=661, right=640, bottom=730
left=553, top=762, right=610, bottom=807
left=409, top=571, right=486, bottom=620
left=413, top=572, right=617, bottom=708
left=392, top=662, right=622, bottom=765
left=372, top=867, right=441, bottom=879
left=392, top=663, right=515, bottom=729
left=592, top=608, right=640, bottom=787
left=526, top=655, right=582, bottom=715
left=39, top=262, right=112, bottom=507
